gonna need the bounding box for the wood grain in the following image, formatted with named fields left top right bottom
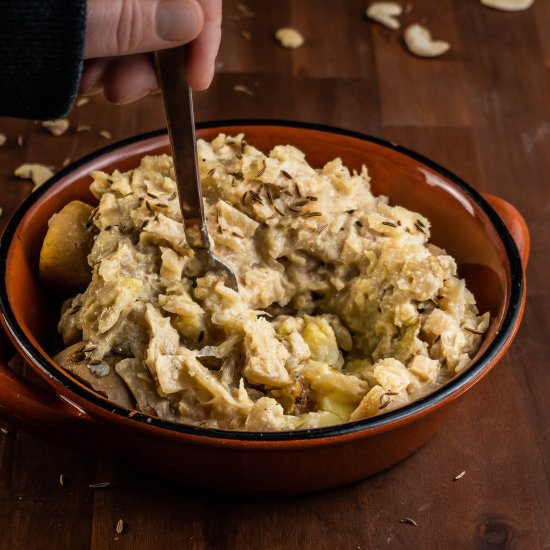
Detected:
left=1, top=0, right=549, bottom=548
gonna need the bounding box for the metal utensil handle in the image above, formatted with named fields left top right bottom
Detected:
left=155, top=46, right=209, bottom=251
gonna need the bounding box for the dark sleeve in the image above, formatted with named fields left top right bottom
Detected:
left=0, top=0, right=87, bottom=120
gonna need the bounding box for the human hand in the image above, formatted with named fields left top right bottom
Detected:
left=80, top=0, right=221, bottom=104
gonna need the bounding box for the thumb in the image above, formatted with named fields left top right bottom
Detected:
left=85, top=0, right=204, bottom=59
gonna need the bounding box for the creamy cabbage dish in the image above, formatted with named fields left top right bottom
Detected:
left=57, top=134, right=489, bottom=431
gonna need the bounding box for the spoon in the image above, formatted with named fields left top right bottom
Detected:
left=155, top=46, right=238, bottom=291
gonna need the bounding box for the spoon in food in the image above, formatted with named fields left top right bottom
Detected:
left=155, top=46, right=238, bottom=291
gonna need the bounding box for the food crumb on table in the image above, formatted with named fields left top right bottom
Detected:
left=233, top=84, right=254, bottom=96
left=399, top=517, right=419, bottom=526
left=76, top=97, right=91, bottom=107
left=88, top=481, right=112, bottom=489
left=115, top=519, right=125, bottom=534
left=275, top=27, right=305, bottom=49
left=14, top=163, right=54, bottom=189
left=42, top=118, right=70, bottom=137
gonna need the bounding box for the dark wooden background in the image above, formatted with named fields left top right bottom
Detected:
left=1, top=1, right=549, bottom=548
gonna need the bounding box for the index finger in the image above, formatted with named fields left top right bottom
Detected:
left=185, top=0, right=222, bottom=90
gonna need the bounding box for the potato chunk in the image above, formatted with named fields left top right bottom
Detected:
left=39, top=200, right=95, bottom=293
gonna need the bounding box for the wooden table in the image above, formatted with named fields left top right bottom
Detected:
left=1, top=1, right=549, bottom=548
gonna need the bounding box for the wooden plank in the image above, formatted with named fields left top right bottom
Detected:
left=534, top=1, right=550, bottom=68
left=380, top=126, right=486, bottom=190
left=0, top=0, right=549, bottom=547
left=373, top=0, right=471, bottom=127
left=289, top=0, right=376, bottom=79
left=217, top=0, right=291, bottom=75
left=195, top=72, right=382, bottom=135
left=453, top=0, right=550, bottom=200
left=0, top=430, right=95, bottom=550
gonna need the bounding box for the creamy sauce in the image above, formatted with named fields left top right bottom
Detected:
left=58, top=134, right=489, bottom=431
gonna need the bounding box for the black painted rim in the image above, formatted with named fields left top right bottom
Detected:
left=0, top=120, right=524, bottom=442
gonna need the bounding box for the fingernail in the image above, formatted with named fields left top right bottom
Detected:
left=156, top=0, right=201, bottom=42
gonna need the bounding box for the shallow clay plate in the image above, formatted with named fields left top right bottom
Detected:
left=0, top=121, right=529, bottom=495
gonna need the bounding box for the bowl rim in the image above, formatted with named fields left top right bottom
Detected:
left=0, top=119, right=524, bottom=442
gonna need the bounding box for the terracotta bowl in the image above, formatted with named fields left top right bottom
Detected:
left=0, top=121, right=529, bottom=495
